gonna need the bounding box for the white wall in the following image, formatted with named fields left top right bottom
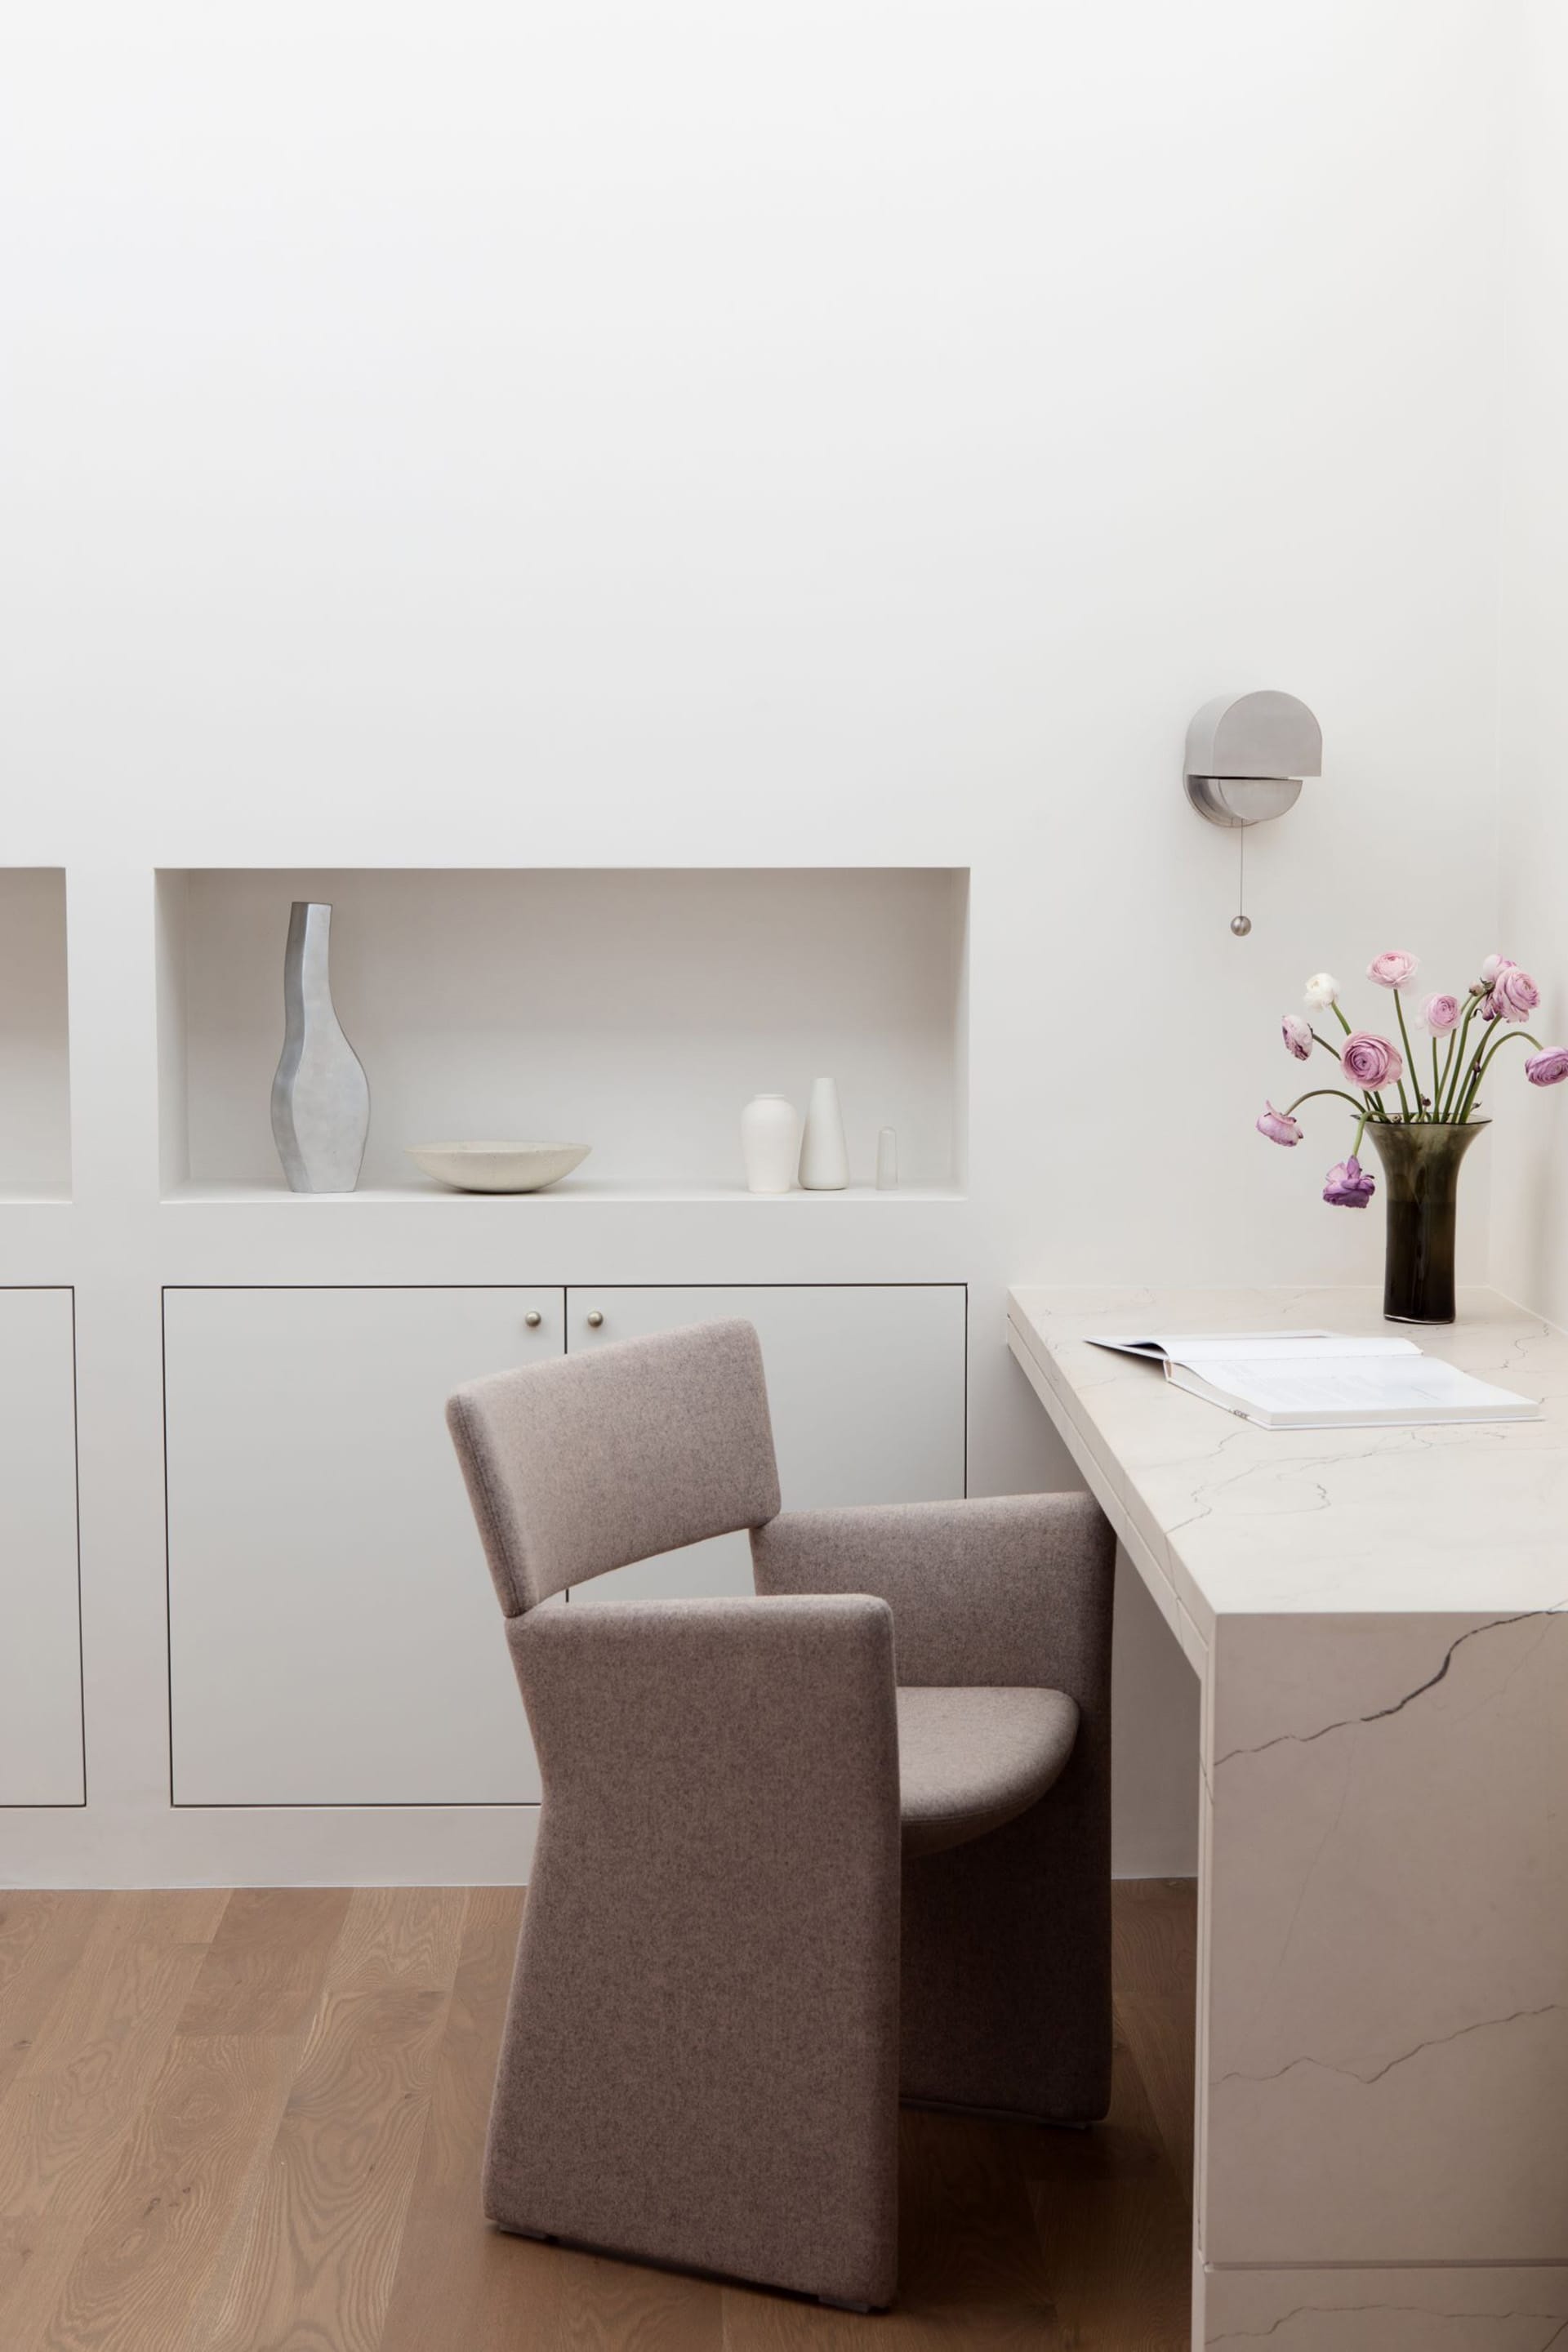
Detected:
left=1494, top=1, right=1568, bottom=1322
left=0, top=2, right=1512, bottom=1880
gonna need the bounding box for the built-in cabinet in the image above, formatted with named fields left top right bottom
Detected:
left=164, top=1283, right=966, bottom=1806
left=0, top=1290, right=82, bottom=1804
left=165, top=1286, right=562, bottom=1806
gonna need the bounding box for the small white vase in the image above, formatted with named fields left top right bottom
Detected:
left=799, top=1076, right=850, bottom=1191
left=741, top=1094, right=799, bottom=1194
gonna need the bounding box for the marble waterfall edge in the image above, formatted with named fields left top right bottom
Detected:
left=270, top=901, right=371, bottom=1193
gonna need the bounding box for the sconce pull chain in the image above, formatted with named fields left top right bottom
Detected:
left=1231, top=826, right=1251, bottom=936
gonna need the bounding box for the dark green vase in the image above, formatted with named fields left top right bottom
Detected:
left=1365, top=1120, right=1487, bottom=1325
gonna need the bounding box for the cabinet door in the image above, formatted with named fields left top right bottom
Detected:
left=0, top=1289, right=82, bottom=1804
left=165, top=1286, right=562, bottom=1805
left=564, top=1285, right=966, bottom=1605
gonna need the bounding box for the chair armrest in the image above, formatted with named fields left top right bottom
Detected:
left=499, top=1591, right=902, bottom=2306
left=509, top=1592, right=900, bottom=1848
left=750, top=1492, right=1115, bottom=1708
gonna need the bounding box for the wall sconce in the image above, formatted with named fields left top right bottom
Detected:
left=1184, top=690, right=1322, bottom=933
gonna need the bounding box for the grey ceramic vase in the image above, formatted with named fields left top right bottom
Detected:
left=270, top=902, right=371, bottom=1193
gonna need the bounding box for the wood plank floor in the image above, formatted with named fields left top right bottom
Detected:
left=0, top=1878, right=1196, bottom=2350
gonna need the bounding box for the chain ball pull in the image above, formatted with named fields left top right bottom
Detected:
left=1230, top=824, right=1251, bottom=935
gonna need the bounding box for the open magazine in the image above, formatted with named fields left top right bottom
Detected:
left=1087, top=1330, right=1540, bottom=1430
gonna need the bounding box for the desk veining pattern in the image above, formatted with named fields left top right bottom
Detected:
left=1007, top=1286, right=1568, bottom=2340
left=1009, top=1285, right=1568, bottom=1625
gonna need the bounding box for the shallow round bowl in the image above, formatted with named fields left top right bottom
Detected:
left=405, top=1143, right=591, bottom=1194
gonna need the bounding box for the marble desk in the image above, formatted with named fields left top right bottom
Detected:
left=1009, top=1286, right=1568, bottom=2352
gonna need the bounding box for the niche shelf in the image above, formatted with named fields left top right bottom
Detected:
left=0, top=870, right=71, bottom=1201
left=157, top=869, right=969, bottom=1202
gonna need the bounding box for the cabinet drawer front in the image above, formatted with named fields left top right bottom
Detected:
left=564, top=1285, right=966, bottom=1606
left=166, top=1286, right=561, bottom=1806
left=0, top=1289, right=82, bottom=1805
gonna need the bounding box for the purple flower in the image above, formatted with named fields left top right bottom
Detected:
left=1341, top=1032, right=1404, bottom=1089
left=1256, top=1101, right=1303, bottom=1146
left=1526, top=1049, right=1568, bottom=1087
left=1486, top=962, right=1541, bottom=1022
left=1367, top=949, right=1419, bottom=990
left=1323, top=1154, right=1375, bottom=1208
left=1281, top=1013, right=1313, bottom=1062
left=1416, top=992, right=1461, bottom=1035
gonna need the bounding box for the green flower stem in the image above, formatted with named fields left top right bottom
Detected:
left=1432, top=1038, right=1442, bottom=1116
left=1450, top=1006, right=1499, bottom=1124
left=1436, top=1027, right=1458, bottom=1117
left=1393, top=991, right=1420, bottom=1118
left=1330, top=1003, right=1353, bottom=1036
left=1285, top=1087, right=1376, bottom=1118
left=1456, top=1026, right=1540, bottom=1123
left=1439, top=998, right=1485, bottom=1121
left=1352, top=1111, right=1368, bottom=1162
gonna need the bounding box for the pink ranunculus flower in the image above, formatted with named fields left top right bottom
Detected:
left=1416, top=991, right=1461, bottom=1035
left=1481, top=954, right=1508, bottom=984
left=1256, top=1102, right=1303, bottom=1146
left=1487, top=962, right=1540, bottom=1022
left=1341, top=1031, right=1404, bottom=1089
left=1367, top=949, right=1419, bottom=990
left=1322, top=1154, right=1375, bottom=1208
left=1526, top=1049, right=1568, bottom=1087
left=1281, top=1013, right=1312, bottom=1061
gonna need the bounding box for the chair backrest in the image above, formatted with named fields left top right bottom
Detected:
left=447, top=1317, right=782, bottom=1615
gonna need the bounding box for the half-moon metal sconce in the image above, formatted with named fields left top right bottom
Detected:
left=1184, top=690, right=1321, bottom=827
left=1185, top=690, right=1321, bottom=933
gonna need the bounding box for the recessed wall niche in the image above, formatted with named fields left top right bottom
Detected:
left=156, top=869, right=969, bottom=1198
left=0, top=869, right=71, bottom=1200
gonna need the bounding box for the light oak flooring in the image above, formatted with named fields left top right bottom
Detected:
left=0, top=1878, right=1196, bottom=2350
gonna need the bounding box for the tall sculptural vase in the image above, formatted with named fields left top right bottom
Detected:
left=270, top=902, right=371, bottom=1193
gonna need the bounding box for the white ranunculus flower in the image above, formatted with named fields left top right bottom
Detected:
left=1303, top=972, right=1339, bottom=1009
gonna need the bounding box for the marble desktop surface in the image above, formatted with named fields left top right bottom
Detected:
left=1007, top=1285, right=1568, bottom=1631
left=1009, top=1286, right=1568, bottom=2330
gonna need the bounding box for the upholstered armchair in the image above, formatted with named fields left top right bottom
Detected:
left=447, top=1317, right=1114, bottom=2312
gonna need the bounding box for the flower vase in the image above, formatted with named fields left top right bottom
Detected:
left=270, top=902, right=371, bottom=1194
left=799, top=1076, right=850, bottom=1191
left=740, top=1094, right=799, bottom=1193
left=1364, top=1120, right=1487, bottom=1325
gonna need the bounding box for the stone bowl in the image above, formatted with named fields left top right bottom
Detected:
left=404, top=1143, right=591, bottom=1194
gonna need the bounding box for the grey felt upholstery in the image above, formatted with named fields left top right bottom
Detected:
left=448, top=1317, right=781, bottom=1612
left=896, top=1686, right=1079, bottom=1855
left=447, top=1318, right=1115, bottom=2308
left=755, top=1494, right=1116, bottom=2122
left=497, top=1594, right=901, bottom=2305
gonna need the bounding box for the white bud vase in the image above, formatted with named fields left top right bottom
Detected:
left=799, top=1076, right=850, bottom=1191
left=741, top=1094, right=800, bottom=1194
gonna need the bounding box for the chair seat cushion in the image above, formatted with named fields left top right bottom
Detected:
left=897, top=1686, right=1080, bottom=1858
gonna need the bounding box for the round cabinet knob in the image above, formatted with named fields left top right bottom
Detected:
left=586, top=1310, right=604, bottom=1329
left=523, top=1311, right=542, bottom=1329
